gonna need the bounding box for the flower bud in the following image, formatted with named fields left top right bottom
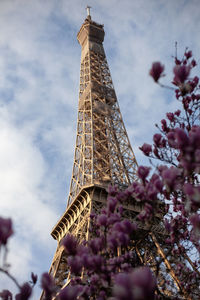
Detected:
left=149, top=62, right=165, bottom=82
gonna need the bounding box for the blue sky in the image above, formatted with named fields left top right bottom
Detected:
left=0, top=0, right=200, bottom=297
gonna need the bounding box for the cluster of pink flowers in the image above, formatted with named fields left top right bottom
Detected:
left=0, top=49, right=199, bottom=299
left=38, top=190, right=156, bottom=300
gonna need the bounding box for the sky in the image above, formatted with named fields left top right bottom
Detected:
left=0, top=0, right=200, bottom=297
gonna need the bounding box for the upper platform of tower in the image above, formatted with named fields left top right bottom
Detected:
left=77, top=15, right=105, bottom=47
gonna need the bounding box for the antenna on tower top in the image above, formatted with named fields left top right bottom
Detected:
left=86, top=5, right=92, bottom=18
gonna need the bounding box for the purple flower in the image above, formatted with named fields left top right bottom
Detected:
left=153, top=147, right=160, bottom=159
left=81, top=253, right=93, bottom=269
left=89, top=237, right=102, bottom=254
left=185, top=50, right=192, bottom=59
left=90, top=274, right=100, bottom=286
left=107, top=213, right=120, bottom=225
left=174, top=128, right=189, bottom=149
left=120, top=219, right=137, bottom=234
left=0, top=290, right=12, bottom=300
left=131, top=267, right=156, bottom=299
left=161, top=119, right=168, bottom=132
left=153, top=134, right=162, bottom=147
left=190, top=214, right=200, bottom=236
left=184, top=183, right=200, bottom=208
left=41, top=273, right=56, bottom=299
left=133, top=183, right=146, bottom=201
left=150, top=174, right=163, bottom=193
left=108, top=185, right=118, bottom=196
left=31, top=272, right=37, bottom=285
left=154, top=179, right=163, bottom=192
left=107, top=197, right=118, bottom=213
left=118, top=232, right=130, bottom=247
left=195, top=149, right=200, bottom=163
left=137, top=166, right=151, bottom=182
left=113, top=222, right=128, bottom=235
left=77, top=244, right=90, bottom=256
left=15, top=283, right=32, bottom=300
left=173, top=65, right=190, bottom=84
left=164, top=219, right=171, bottom=233
left=68, top=256, right=82, bottom=275
left=161, top=167, right=180, bottom=190
left=166, top=112, right=174, bottom=122
left=0, top=217, right=13, bottom=246
left=98, top=290, right=106, bottom=300
left=189, top=126, right=200, bottom=148
left=62, top=234, right=78, bottom=255
left=138, top=203, right=153, bottom=221
left=91, top=255, right=104, bottom=272
left=97, top=214, right=107, bottom=226
left=167, top=131, right=177, bottom=148
left=191, top=59, right=197, bottom=67
left=139, top=143, right=152, bottom=156
left=58, top=285, right=83, bottom=300
left=108, top=234, right=119, bottom=251
left=184, top=183, right=194, bottom=197
left=146, top=183, right=158, bottom=201
left=149, top=62, right=165, bottom=82
left=175, top=58, right=181, bottom=65
left=175, top=109, right=181, bottom=116
left=113, top=267, right=156, bottom=300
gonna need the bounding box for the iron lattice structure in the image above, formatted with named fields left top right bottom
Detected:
left=40, top=16, right=199, bottom=300
left=67, top=20, right=138, bottom=205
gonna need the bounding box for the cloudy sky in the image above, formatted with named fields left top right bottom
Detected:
left=0, top=0, right=200, bottom=297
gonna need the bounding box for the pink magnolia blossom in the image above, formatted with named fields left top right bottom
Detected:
left=139, top=143, right=152, bottom=156
left=161, top=167, right=181, bottom=190
left=15, top=283, right=32, bottom=300
left=185, top=50, right=192, bottom=59
left=173, top=65, right=190, bottom=84
left=41, top=273, right=56, bottom=300
left=191, top=59, right=197, bottom=67
left=97, top=214, right=107, bottom=226
left=0, top=290, right=12, bottom=300
left=184, top=183, right=200, bottom=209
left=166, top=112, right=175, bottom=122
left=31, top=273, right=37, bottom=285
left=153, top=133, right=162, bottom=147
left=174, top=128, right=189, bottom=149
left=161, top=119, right=168, bottom=132
left=190, top=214, right=200, bottom=236
left=68, top=256, right=82, bottom=275
left=175, top=109, right=181, bottom=116
left=62, top=234, right=78, bottom=255
left=113, top=267, right=156, bottom=300
left=137, top=166, right=151, bottom=182
left=149, top=62, right=164, bottom=82
left=58, top=285, right=83, bottom=300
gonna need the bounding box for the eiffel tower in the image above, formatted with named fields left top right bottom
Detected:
left=40, top=10, right=199, bottom=300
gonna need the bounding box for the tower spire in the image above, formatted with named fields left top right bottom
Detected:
left=86, top=5, right=91, bottom=18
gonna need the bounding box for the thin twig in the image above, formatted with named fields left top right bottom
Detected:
left=0, top=267, right=21, bottom=289
left=158, top=82, right=175, bottom=91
